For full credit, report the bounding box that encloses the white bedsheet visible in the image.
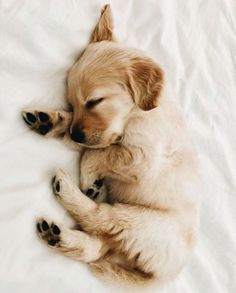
[0,1,236,292]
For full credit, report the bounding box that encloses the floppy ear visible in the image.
[91,4,115,42]
[127,57,164,111]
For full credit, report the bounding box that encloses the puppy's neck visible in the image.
[121,87,171,149]
[122,107,159,149]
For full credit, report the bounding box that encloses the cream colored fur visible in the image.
[22,4,201,289]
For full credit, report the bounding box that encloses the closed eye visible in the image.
[86,98,104,109]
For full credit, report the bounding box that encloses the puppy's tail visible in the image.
[89,260,154,288]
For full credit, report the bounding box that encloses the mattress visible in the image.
[0,0,236,292]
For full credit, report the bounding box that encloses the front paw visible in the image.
[52,169,76,199]
[22,109,53,135]
[85,179,107,203]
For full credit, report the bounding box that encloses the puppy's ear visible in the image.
[91,4,115,42]
[127,57,164,111]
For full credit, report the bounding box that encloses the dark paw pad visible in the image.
[22,110,54,135]
[36,219,62,248]
[42,220,49,231]
[38,112,49,122]
[55,181,60,193]
[23,116,32,125]
[86,188,94,196]
[38,122,53,135]
[26,112,37,123]
[84,178,105,202]
[85,187,101,201]
[94,179,103,188]
[48,238,60,246]
[52,176,61,196]
[51,224,61,235]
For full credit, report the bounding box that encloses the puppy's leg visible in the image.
[51,169,162,279]
[36,218,109,263]
[79,146,139,197]
[52,169,97,221]
[89,260,153,286]
[36,217,153,285]
[52,170,135,235]
[22,109,80,150]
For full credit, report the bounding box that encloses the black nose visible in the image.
[70,127,85,143]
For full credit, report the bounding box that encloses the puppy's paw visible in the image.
[52,169,78,202]
[22,109,54,135]
[22,109,69,137]
[85,179,107,203]
[36,218,61,247]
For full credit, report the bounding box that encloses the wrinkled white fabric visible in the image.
[0,1,235,292]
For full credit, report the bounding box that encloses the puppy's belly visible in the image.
[105,176,161,206]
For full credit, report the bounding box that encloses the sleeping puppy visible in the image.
[22,5,201,288]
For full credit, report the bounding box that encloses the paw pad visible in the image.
[51,224,60,235]
[38,122,53,135]
[36,219,61,247]
[48,238,60,246]
[26,112,37,123]
[38,112,49,122]
[86,188,94,196]
[52,174,61,195]
[22,110,53,135]
[42,220,49,231]
[85,178,104,201]
[52,170,73,198]
[55,181,60,193]
[94,179,103,188]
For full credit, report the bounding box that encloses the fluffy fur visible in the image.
[22,4,201,289]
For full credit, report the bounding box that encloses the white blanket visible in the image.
[0,1,235,292]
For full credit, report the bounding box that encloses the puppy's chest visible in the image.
[106,163,158,204]
[106,178,140,204]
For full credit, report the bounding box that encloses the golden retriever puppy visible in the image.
[22,5,201,288]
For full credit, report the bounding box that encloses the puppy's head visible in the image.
[67,5,164,148]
